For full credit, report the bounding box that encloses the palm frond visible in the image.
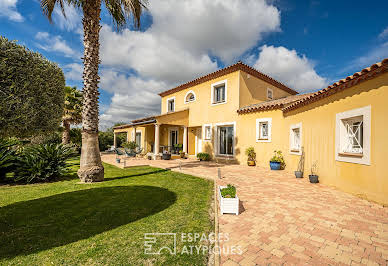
[104,0,148,30]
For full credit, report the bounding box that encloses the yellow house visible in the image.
[113,58,388,204]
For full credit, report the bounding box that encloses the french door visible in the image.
[218,126,234,155]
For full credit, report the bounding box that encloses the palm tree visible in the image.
[40,0,148,182]
[62,86,82,144]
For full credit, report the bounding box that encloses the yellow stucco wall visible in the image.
[113,127,146,149]
[237,73,388,205]
[160,72,241,127]
[239,71,293,108]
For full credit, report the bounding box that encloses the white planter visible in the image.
[219,186,239,215]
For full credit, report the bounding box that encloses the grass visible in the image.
[0,157,214,265]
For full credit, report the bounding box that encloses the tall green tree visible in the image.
[40,0,148,182]
[62,86,82,144]
[0,37,65,139]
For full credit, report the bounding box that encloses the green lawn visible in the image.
[0,158,214,265]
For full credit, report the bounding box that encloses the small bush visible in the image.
[245,146,256,161]
[0,138,20,181]
[221,184,236,198]
[123,141,138,151]
[270,150,286,169]
[197,152,210,161]
[14,143,76,183]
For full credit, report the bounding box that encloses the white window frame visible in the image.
[214,121,236,157]
[289,122,302,155]
[184,90,196,104]
[267,88,273,100]
[166,96,176,112]
[335,106,371,165]
[202,123,212,141]
[211,80,227,106]
[256,118,272,143]
[135,131,142,149]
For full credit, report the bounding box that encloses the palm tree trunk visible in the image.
[62,120,71,144]
[77,0,104,182]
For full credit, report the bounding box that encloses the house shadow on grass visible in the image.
[0,186,176,259]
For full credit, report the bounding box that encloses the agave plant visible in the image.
[0,138,20,180]
[14,143,76,183]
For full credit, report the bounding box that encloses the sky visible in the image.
[1,0,388,129]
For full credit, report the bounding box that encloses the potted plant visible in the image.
[123,141,138,152]
[309,161,319,183]
[174,144,183,154]
[269,150,285,170]
[197,152,210,161]
[179,150,186,158]
[219,184,239,215]
[245,146,256,166]
[162,150,171,160]
[295,147,304,178]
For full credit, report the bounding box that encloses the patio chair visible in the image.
[114,148,125,156]
[124,148,136,157]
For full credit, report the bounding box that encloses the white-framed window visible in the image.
[203,124,212,141]
[335,106,371,165]
[184,90,196,103]
[289,123,302,155]
[135,132,142,148]
[256,118,272,142]
[267,88,273,100]
[214,122,236,156]
[166,96,175,112]
[211,80,227,105]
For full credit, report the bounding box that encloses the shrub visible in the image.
[0,36,65,138]
[221,184,236,198]
[123,141,138,151]
[14,143,76,183]
[197,152,210,161]
[0,138,20,181]
[245,146,256,161]
[270,150,286,168]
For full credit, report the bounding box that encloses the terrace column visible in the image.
[154,124,160,156]
[126,130,131,142]
[113,133,117,148]
[183,126,188,153]
[132,127,137,142]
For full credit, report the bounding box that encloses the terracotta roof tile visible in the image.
[237,93,314,114]
[158,61,298,97]
[282,58,388,113]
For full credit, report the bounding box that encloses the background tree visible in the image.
[62,86,82,144]
[0,36,65,139]
[40,0,148,182]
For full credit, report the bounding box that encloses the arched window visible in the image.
[184,91,196,103]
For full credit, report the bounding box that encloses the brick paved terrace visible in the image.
[102,154,388,265]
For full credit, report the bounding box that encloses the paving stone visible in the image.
[101,155,388,265]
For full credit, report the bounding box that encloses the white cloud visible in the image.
[100,26,218,84]
[0,0,23,22]
[35,32,78,58]
[148,0,281,63]
[99,71,167,127]
[53,3,82,32]
[254,45,326,92]
[379,27,388,40]
[63,63,83,82]
[350,42,388,69]
[99,0,282,127]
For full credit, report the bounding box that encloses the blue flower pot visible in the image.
[270,161,281,170]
